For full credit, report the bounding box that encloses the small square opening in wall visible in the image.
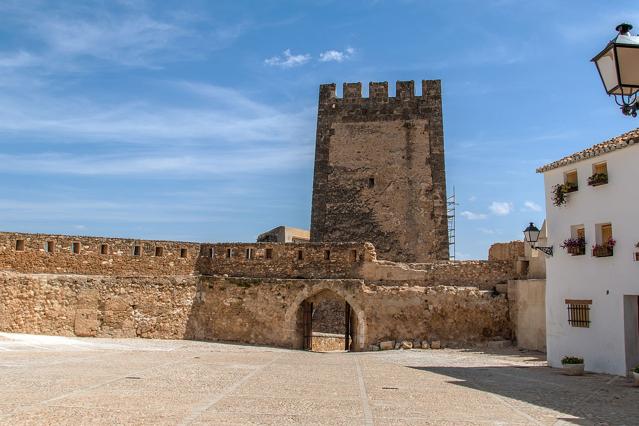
[15,239,25,251]
[297,250,303,261]
[324,250,331,260]
[72,242,81,254]
[180,248,188,258]
[45,241,54,253]
[100,244,108,255]
[245,248,253,260]
[265,248,273,259]
[132,245,141,256]
[155,247,163,257]
[226,248,232,258]
[368,177,375,188]
[350,249,358,262]
[564,170,579,192]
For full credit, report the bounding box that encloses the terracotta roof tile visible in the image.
[536,128,639,173]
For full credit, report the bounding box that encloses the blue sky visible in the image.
[0,0,637,259]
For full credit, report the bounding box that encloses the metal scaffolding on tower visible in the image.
[447,187,458,261]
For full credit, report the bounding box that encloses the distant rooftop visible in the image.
[536,128,639,173]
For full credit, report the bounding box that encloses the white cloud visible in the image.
[489,201,513,216]
[319,47,354,63]
[0,51,38,68]
[0,2,247,69]
[460,210,487,220]
[0,82,312,144]
[478,228,497,235]
[264,49,311,68]
[523,201,542,212]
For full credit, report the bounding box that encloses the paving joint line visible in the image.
[354,355,374,426]
[179,352,285,425]
[0,356,187,422]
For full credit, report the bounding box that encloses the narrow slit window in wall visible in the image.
[133,245,141,256]
[100,244,108,255]
[265,248,273,259]
[297,250,303,261]
[155,247,163,257]
[45,241,54,253]
[180,248,187,258]
[15,239,25,251]
[72,242,80,254]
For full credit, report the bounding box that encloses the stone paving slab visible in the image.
[0,333,638,425]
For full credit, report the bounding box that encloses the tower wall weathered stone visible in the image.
[310,80,449,262]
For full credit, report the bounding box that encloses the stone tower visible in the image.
[310,80,449,263]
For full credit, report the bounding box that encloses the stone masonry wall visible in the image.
[0,232,372,279]
[310,80,449,263]
[0,272,511,350]
[0,232,199,277]
[488,241,525,262]
[0,271,196,338]
[197,242,373,279]
[359,259,518,289]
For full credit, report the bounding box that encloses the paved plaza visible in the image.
[0,333,637,425]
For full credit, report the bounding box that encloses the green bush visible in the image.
[633,365,639,374]
[561,356,584,365]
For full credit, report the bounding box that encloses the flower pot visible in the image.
[633,371,639,386]
[562,363,584,376]
[592,246,613,257]
[567,246,585,256]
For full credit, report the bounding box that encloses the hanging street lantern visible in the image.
[592,23,639,117]
[523,222,553,256]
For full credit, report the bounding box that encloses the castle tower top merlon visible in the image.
[319,83,336,104]
[343,82,362,100]
[369,82,388,100]
[396,80,415,100]
[422,79,441,99]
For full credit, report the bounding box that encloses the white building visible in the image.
[537,128,639,376]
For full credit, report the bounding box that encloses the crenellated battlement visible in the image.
[318,80,441,104]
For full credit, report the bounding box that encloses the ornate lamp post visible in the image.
[523,222,553,256]
[592,23,639,117]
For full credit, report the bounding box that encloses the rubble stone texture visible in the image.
[310,81,449,263]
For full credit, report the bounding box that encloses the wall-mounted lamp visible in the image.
[523,222,553,256]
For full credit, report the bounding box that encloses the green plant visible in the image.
[634,365,639,374]
[552,184,568,207]
[587,172,608,186]
[561,356,584,365]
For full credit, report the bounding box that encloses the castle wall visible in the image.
[0,232,199,277]
[0,271,196,338]
[310,80,449,263]
[0,272,511,350]
[197,242,373,279]
[0,232,372,280]
[359,259,517,289]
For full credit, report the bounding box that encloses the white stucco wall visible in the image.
[542,144,639,376]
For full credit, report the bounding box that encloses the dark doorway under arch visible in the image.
[299,290,355,352]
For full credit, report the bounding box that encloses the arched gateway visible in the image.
[283,284,367,351]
